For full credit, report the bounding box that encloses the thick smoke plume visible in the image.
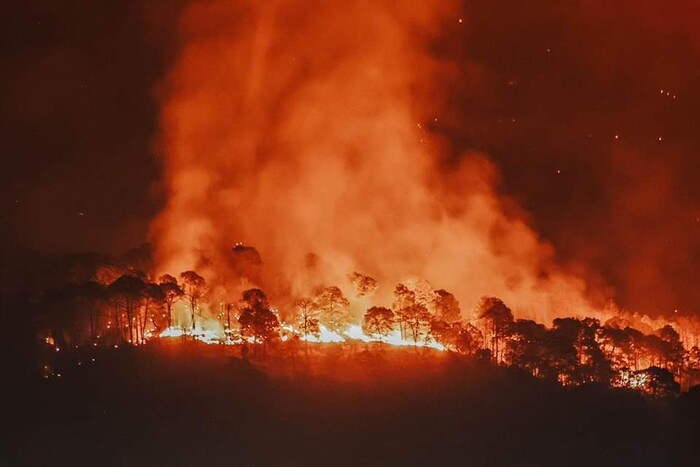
[152,0,606,323]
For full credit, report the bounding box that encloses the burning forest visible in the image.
[31,0,700,397]
[33,246,700,398]
[5,0,700,465]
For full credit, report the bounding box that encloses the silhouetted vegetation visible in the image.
[23,245,699,401]
[3,245,700,465]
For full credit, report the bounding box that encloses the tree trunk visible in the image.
[127,301,134,345]
[190,300,196,331]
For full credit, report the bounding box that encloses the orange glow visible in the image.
[151,0,603,325]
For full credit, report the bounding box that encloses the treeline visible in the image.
[29,246,700,397]
[289,280,700,397]
[38,271,203,349]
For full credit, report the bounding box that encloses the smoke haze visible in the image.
[153,0,606,322]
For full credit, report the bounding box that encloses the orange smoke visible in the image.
[152,0,606,323]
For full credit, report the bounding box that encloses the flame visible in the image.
[153,321,445,351]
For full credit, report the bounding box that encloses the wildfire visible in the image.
[298,324,445,350]
[153,322,446,351]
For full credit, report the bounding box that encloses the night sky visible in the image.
[2,0,698,317]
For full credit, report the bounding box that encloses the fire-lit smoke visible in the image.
[152,0,607,323]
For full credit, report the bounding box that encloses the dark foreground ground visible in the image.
[6,342,700,466]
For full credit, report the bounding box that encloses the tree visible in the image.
[41,284,81,351]
[476,296,514,363]
[429,319,456,349]
[655,325,684,375]
[392,283,432,343]
[136,282,164,343]
[685,346,700,389]
[432,289,461,323]
[633,366,680,398]
[506,319,550,378]
[295,298,320,339]
[238,288,279,345]
[109,275,146,344]
[348,272,378,297]
[547,318,610,385]
[314,286,351,334]
[456,323,484,357]
[77,281,106,345]
[392,283,416,340]
[158,274,183,329]
[363,306,394,341]
[230,244,264,285]
[240,288,270,310]
[397,304,432,343]
[180,271,206,331]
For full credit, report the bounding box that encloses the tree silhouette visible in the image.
[109,275,146,344]
[398,304,431,343]
[506,319,550,377]
[549,318,610,385]
[180,271,206,331]
[314,286,351,334]
[655,325,684,375]
[348,272,378,297]
[634,366,680,398]
[295,298,320,339]
[363,306,395,341]
[456,323,485,356]
[77,280,105,345]
[136,282,164,343]
[392,282,434,343]
[477,296,514,363]
[432,289,461,323]
[392,283,416,340]
[238,288,279,345]
[158,274,183,329]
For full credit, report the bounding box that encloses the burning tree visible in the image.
[432,289,461,323]
[238,288,279,344]
[428,289,462,349]
[109,274,146,344]
[314,286,351,333]
[655,325,685,375]
[505,319,550,378]
[456,323,485,356]
[158,274,183,329]
[137,282,164,343]
[363,306,394,342]
[397,304,431,344]
[392,284,415,340]
[180,271,206,331]
[548,318,610,385]
[348,272,378,297]
[294,298,320,339]
[30,245,700,400]
[477,296,514,363]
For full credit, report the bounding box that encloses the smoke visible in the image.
[152,0,607,323]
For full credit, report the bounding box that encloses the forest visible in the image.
[22,243,700,398]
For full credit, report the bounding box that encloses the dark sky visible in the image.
[2,0,698,317]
